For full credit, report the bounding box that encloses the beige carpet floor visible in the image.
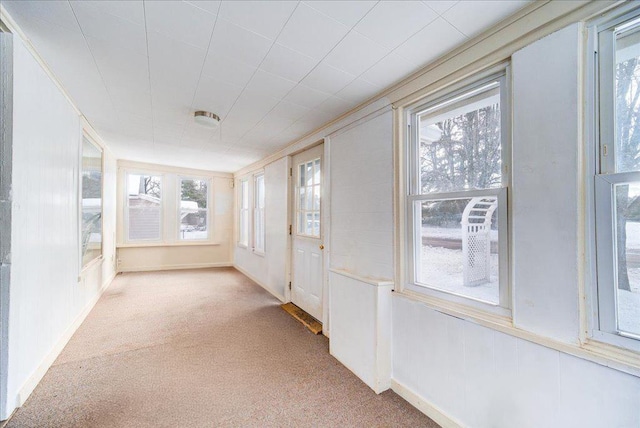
[7,268,439,428]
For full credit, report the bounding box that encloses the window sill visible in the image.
[79,255,103,279]
[252,250,265,257]
[394,290,640,377]
[117,242,221,249]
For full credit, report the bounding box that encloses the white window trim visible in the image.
[253,173,266,255]
[79,132,104,273]
[177,176,211,242]
[399,65,512,318]
[587,6,640,354]
[238,177,249,249]
[124,170,164,244]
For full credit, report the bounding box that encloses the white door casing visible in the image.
[291,144,324,321]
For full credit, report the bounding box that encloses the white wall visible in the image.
[329,111,394,281]
[5,36,117,419]
[116,160,233,272]
[391,24,640,428]
[234,157,289,300]
[234,15,640,428]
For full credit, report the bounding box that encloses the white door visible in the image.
[291,144,324,321]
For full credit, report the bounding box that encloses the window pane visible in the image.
[180,179,208,240]
[299,187,306,211]
[298,212,305,234]
[418,82,502,193]
[314,158,321,184]
[416,197,499,304]
[313,212,320,236]
[615,27,640,174]
[306,212,314,235]
[306,162,314,186]
[81,137,102,267]
[128,174,161,241]
[615,182,640,336]
[313,185,320,211]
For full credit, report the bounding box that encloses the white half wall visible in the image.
[5,36,117,419]
[234,157,289,301]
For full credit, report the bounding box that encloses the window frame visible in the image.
[124,171,164,244]
[253,173,266,254]
[177,176,211,242]
[238,178,249,248]
[402,67,512,317]
[588,7,640,353]
[79,132,104,271]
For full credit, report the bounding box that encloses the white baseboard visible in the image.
[14,271,116,410]
[233,264,286,303]
[118,262,232,273]
[391,379,463,428]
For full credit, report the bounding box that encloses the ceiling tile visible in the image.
[207,18,274,68]
[395,17,467,67]
[218,0,296,40]
[316,96,356,116]
[354,1,438,49]
[85,35,150,91]
[109,86,152,117]
[144,0,217,49]
[360,52,417,88]
[3,1,81,33]
[245,69,297,100]
[336,78,382,103]
[303,1,377,27]
[72,2,147,57]
[301,61,356,94]
[269,100,312,122]
[323,31,390,76]
[422,1,459,15]
[443,0,531,38]
[260,43,317,82]
[70,0,145,26]
[192,75,244,119]
[284,84,332,110]
[147,32,206,107]
[184,1,221,15]
[276,3,350,60]
[201,51,257,87]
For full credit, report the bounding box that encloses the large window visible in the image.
[239,178,249,247]
[405,71,510,313]
[593,10,640,349]
[81,135,103,268]
[179,178,209,240]
[126,173,162,241]
[253,174,265,253]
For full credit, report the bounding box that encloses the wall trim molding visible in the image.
[14,271,116,412]
[118,262,232,273]
[391,379,462,428]
[233,264,286,303]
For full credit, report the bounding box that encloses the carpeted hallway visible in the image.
[6,268,438,427]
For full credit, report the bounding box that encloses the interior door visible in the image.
[291,144,324,321]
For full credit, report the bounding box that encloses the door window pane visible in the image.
[296,158,321,237]
[128,174,162,241]
[180,178,208,240]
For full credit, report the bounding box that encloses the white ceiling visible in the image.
[3,0,530,172]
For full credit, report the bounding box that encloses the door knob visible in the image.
[319,244,324,250]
